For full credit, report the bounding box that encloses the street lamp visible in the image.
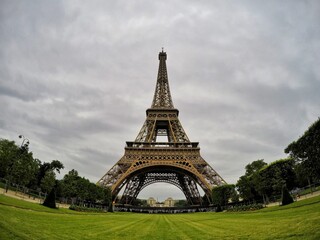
[19,135,30,151]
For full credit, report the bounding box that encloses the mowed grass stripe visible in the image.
[177,213,250,239]
[1,194,320,239]
[87,214,145,239]
[0,206,147,240]
[161,214,192,240]
[180,210,314,240]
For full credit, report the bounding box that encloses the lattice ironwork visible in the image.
[98,50,226,206]
[151,51,174,109]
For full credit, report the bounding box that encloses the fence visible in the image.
[0,178,71,208]
[0,178,109,209]
[0,177,47,203]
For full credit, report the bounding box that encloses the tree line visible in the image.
[0,139,111,208]
[1,117,319,209]
[212,117,320,208]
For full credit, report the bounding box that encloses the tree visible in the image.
[285,118,320,182]
[49,160,64,173]
[231,188,239,203]
[0,138,40,190]
[132,198,147,207]
[59,169,112,207]
[102,186,112,206]
[256,158,297,201]
[60,169,80,203]
[294,162,310,187]
[40,170,56,194]
[212,184,237,206]
[9,147,39,188]
[174,199,188,207]
[11,151,39,186]
[37,160,64,187]
[245,159,267,176]
[237,175,257,201]
[236,160,267,202]
[0,139,19,178]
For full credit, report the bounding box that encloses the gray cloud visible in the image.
[1,0,319,200]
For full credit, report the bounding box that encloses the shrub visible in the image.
[43,187,56,209]
[227,203,264,212]
[281,185,294,206]
[215,205,222,212]
[69,204,107,213]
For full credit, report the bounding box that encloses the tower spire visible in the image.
[151,49,174,109]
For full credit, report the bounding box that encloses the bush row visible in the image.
[69,204,108,213]
[227,203,264,212]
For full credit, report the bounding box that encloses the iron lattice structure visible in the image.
[98,50,226,206]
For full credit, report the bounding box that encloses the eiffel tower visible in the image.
[98,50,226,206]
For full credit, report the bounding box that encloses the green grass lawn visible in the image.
[1,194,319,240]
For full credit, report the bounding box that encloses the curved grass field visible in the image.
[0,194,319,240]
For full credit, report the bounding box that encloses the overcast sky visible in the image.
[1,0,319,201]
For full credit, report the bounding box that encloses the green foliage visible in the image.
[40,170,56,193]
[11,151,39,186]
[245,159,267,176]
[132,198,148,207]
[43,184,57,208]
[236,159,266,201]
[258,158,297,198]
[102,187,112,206]
[212,184,237,206]
[231,188,239,203]
[0,138,40,188]
[174,199,188,207]
[0,139,19,178]
[60,169,111,206]
[285,118,320,182]
[0,137,109,208]
[237,158,299,203]
[281,185,294,206]
[228,203,264,212]
[69,205,107,212]
[60,169,79,199]
[37,160,64,187]
[49,160,64,173]
[237,175,253,200]
[215,204,222,212]
[293,162,310,187]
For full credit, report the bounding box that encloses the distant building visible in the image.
[164,197,175,207]
[147,197,157,207]
[147,197,175,207]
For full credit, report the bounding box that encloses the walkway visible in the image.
[267,190,320,207]
[0,187,70,208]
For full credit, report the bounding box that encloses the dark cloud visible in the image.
[1,0,319,200]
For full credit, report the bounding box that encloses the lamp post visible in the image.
[19,135,30,152]
[18,135,30,194]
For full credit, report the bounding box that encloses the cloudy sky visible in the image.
[1,0,319,201]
